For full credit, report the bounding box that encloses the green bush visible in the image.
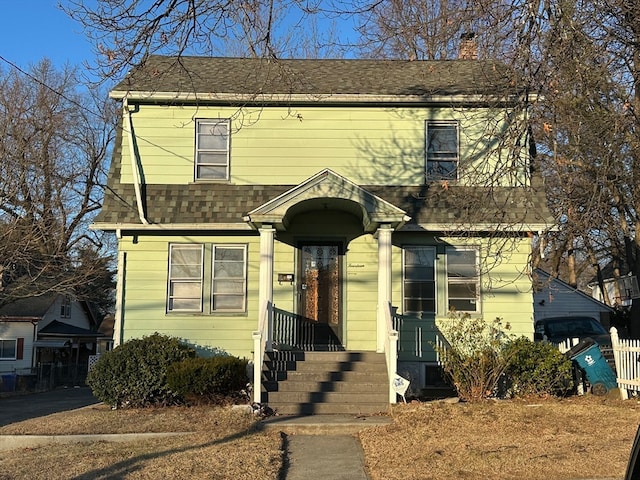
[436,313,514,402]
[166,355,249,404]
[87,332,196,408]
[504,337,574,397]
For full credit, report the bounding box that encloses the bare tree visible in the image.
[0,59,116,311]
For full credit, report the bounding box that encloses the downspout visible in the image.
[123,97,149,225]
[113,248,126,347]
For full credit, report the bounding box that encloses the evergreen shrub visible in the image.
[86,332,196,408]
[166,355,249,404]
[504,337,574,397]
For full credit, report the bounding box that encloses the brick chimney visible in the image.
[459,32,477,60]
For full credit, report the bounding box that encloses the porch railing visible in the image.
[252,300,272,403]
[272,307,343,351]
[385,302,399,403]
[611,327,640,400]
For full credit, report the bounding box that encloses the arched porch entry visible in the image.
[245,169,409,353]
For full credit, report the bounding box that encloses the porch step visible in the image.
[261,350,389,415]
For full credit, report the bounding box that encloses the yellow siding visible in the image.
[117,228,533,358]
[120,105,518,186]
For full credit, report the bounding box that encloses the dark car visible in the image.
[534,316,611,346]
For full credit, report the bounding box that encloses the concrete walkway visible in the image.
[260,415,390,479]
[285,435,369,480]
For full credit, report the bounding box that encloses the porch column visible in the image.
[377,224,394,352]
[258,225,276,351]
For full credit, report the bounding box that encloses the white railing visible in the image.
[384,302,399,404]
[611,327,640,400]
[252,300,272,404]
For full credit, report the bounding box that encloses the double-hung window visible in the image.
[211,245,247,312]
[0,339,17,360]
[168,244,204,312]
[167,243,247,314]
[403,247,436,315]
[195,119,230,180]
[446,247,480,312]
[426,121,459,181]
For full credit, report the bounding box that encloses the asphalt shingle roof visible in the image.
[112,56,519,98]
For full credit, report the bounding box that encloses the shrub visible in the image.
[436,313,514,402]
[166,355,249,404]
[87,332,196,408]
[504,337,574,397]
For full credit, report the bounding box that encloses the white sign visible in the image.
[392,374,410,403]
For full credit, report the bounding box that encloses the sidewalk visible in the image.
[260,414,391,480]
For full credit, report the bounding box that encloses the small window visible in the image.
[0,339,17,360]
[60,296,71,318]
[168,244,204,312]
[426,121,459,180]
[446,247,480,312]
[195,119,230,180]
[403,247,436,314]
[212,245,247,312]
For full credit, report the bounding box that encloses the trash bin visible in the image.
[567,338,617,395]
[1,374,16,392]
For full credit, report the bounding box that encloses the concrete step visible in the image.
[258,414,393,435]
[266,351,385,363]
[262,369,388,383]
[272,402,389,415]
[263,380,386,393]
[267,390,389,404]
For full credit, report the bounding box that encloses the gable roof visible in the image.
[0,294,57,320]
[38,320,103,338]
[111,56,521,102]
[246,169,409,232]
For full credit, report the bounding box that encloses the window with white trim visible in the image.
[446,247,480,312]
[211,245,247,312]
[195,119,230,180]
[167,243,247,314]
[426,121,459,180]
[168,244,204,312]
[403,247,436,314]
[0,339,17,360]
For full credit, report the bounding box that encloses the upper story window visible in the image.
[446,247,480,313]
[195,119,230,180]
[403,247,436,315]
[60,296,71,318]
[426,121,459,181]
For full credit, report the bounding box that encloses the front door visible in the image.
[299,244,342,336]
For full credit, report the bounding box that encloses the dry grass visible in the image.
[0,405,283,480]
[360,395,640,480]
[1,395,640,479]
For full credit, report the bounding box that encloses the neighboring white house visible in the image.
[533,269,614,326]
[0,294,103,377]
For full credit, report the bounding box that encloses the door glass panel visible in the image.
[300,245,340,325]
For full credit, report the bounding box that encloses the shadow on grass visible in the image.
[68,423,286,480]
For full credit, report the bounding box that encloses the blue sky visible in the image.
[0,1,92,71]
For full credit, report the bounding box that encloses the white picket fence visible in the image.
[610,327,640,400]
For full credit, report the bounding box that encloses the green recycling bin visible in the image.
[568,338,617,395]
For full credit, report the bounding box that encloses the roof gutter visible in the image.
[123,97,149,225]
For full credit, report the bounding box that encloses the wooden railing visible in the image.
[385,303,399,403]
[252,300,271,403]
[272,307,343,351]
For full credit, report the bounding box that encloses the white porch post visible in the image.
[258,225,276,351]
[377,224,394,352]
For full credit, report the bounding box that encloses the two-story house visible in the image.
[93,56,553,413]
